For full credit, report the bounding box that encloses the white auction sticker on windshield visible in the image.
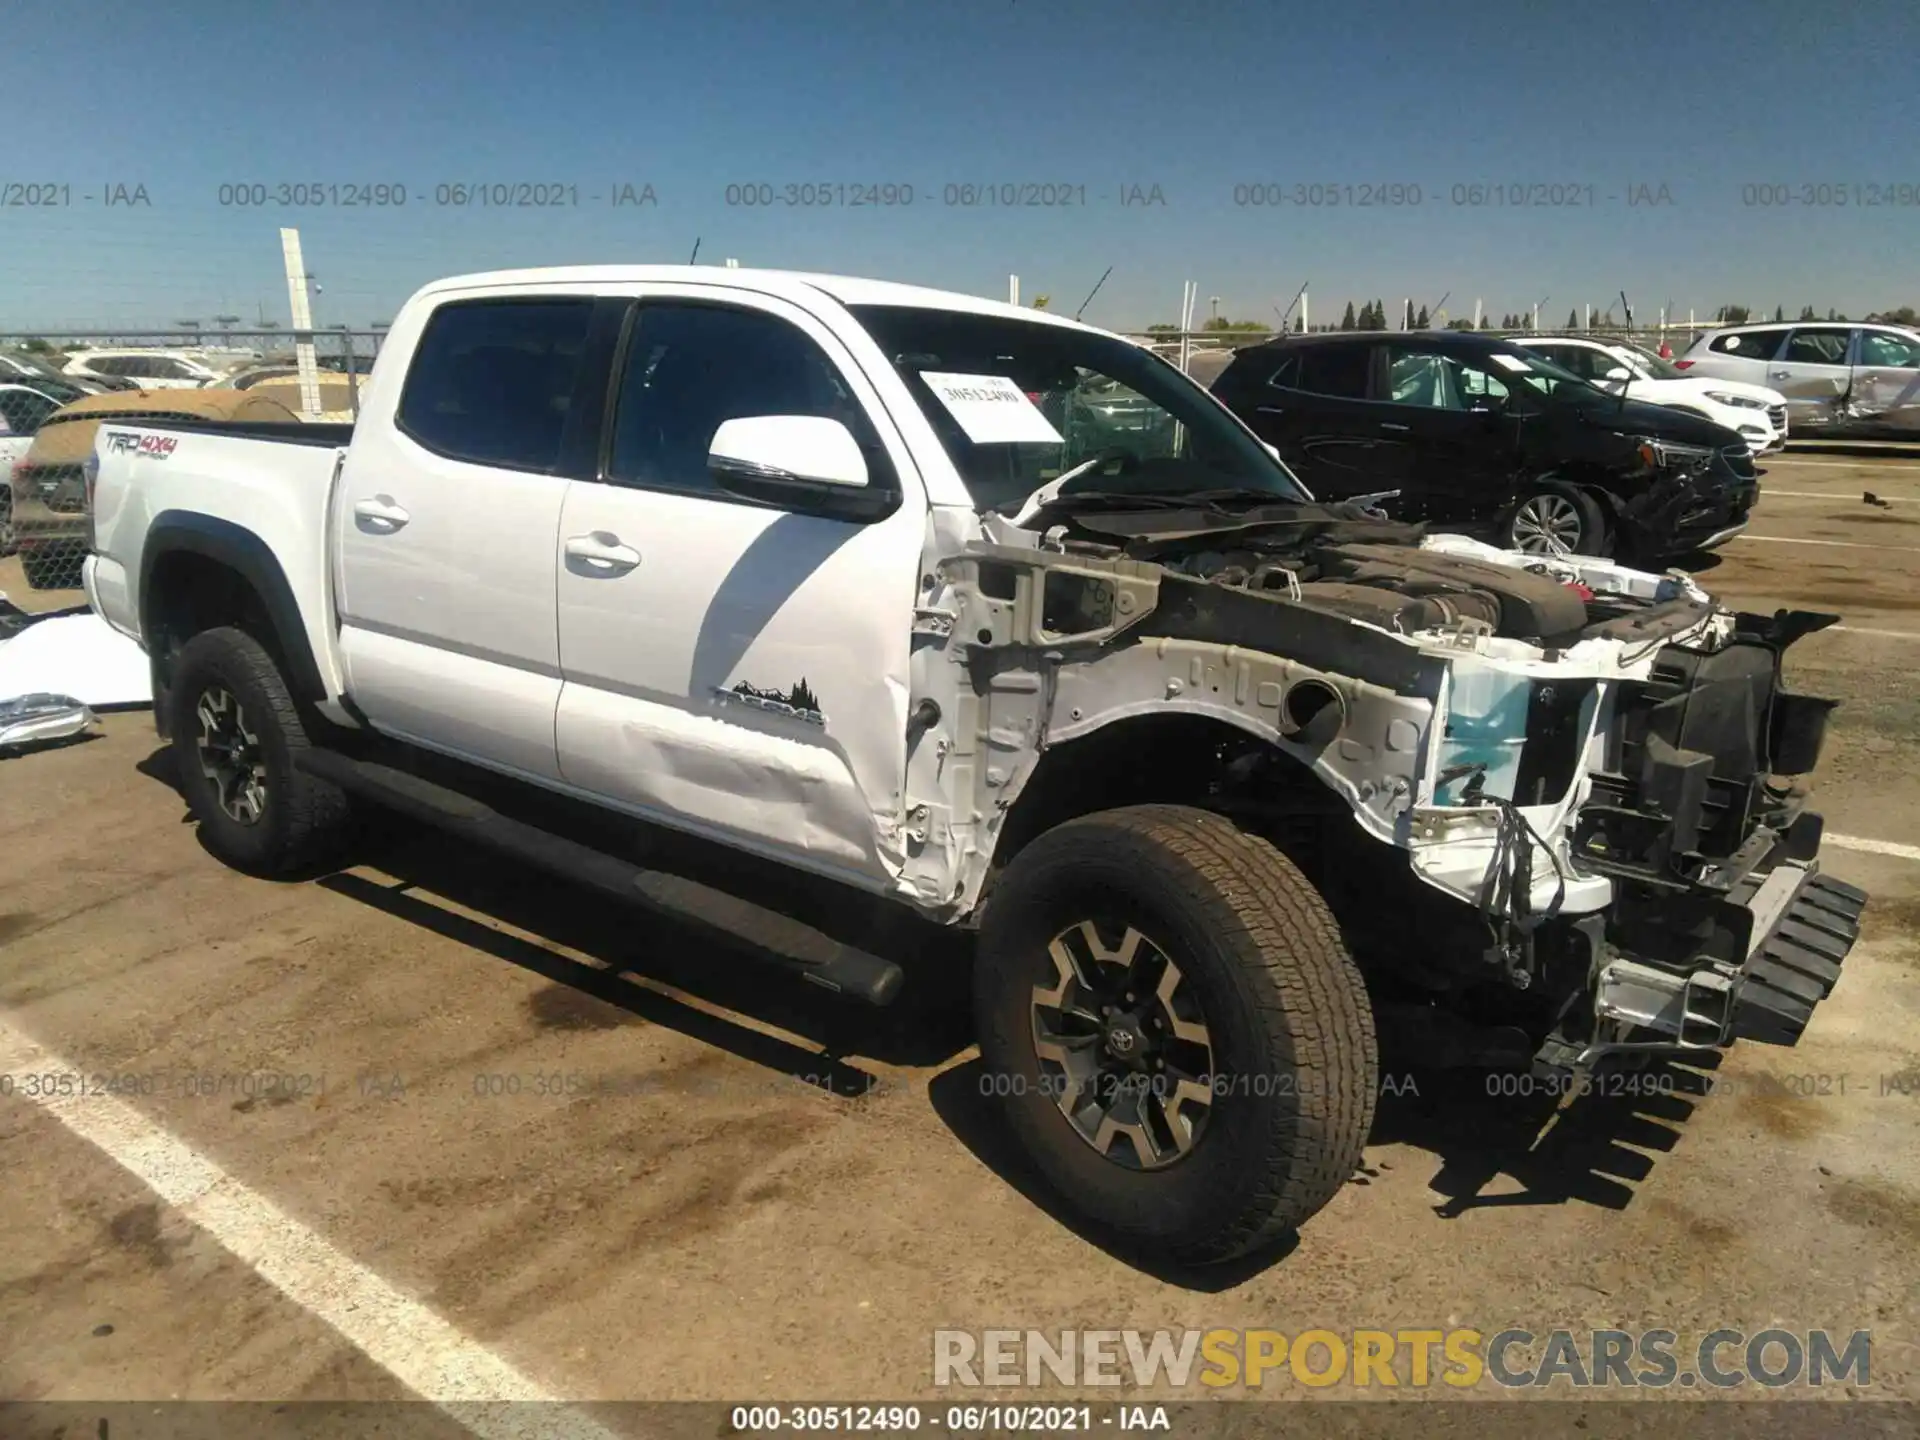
[919,372,1064,445]
[1489,354,1533,372]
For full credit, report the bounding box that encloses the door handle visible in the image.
[565,533,642,572]
[1769,370,1790,380]
[1378,422,1411,432]
[352,495,410,530]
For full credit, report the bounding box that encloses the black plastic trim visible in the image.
[139,510,327,703]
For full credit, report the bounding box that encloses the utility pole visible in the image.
[1009,275,1019,306]
[279,227,322,418]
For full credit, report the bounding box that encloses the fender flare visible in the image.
[139,509,327,703]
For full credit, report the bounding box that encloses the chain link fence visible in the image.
[2,328,386,599]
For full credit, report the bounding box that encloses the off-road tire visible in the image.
[167,626,352,877]
[0,489,14,557]
[1503,482,1610,558]
[974,804,1378,1264]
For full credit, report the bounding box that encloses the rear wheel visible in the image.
[0,489,13,556]
[166,627,352,876]
[1504,483,1609,558]
[974,805,1377,1263]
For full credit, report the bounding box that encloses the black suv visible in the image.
[1209,332,1758,560]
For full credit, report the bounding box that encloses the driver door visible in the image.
[551,286,930,888]
[1851,329,1920,430]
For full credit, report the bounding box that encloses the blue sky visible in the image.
[3,0,1916,331]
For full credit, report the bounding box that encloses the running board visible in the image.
[293,749,905,1006]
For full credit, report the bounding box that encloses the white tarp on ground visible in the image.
[0,604,152,709]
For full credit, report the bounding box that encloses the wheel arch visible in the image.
[987,708,1337,882]
[139,511,326,734]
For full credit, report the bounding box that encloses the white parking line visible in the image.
[1765,489,1914,502]
[1736,534,1920,553]
[1828,833,1920,863]
[1834,625,1920,641]
[1770,458,1920,471]
[0,1019,619,1440]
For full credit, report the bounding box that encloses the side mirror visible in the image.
[707,415,892,520]
[1603,367,1632,382]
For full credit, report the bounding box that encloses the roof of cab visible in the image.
[410,265,1110,336]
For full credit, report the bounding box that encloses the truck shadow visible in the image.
[1366,1054,1718,1216]
[135,744,1722,1283]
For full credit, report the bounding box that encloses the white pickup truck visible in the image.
[84,265,1865,1263]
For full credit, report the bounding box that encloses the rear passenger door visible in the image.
[333,292,599,782]
[1768,326,1854,428]
[1248,345,1386,497]
[551,287,929,888]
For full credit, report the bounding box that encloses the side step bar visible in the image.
[294,749,905,1006]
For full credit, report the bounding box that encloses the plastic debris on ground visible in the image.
[0,592,152,713]
[0,692,99,750]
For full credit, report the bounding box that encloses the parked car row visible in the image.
[1206,330,1760,560]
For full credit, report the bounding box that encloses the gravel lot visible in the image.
[3,449,1919,1417]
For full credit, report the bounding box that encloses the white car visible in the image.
[1513,336,1787,455]
[62,349,223,390]
[1675,322,1920,436]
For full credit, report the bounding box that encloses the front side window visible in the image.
[396,298,594,470]
[1385,348,1515,408]
[607,301,891,498]
[1858,331,1920,368]
[1784,328,1851,365]
[851,305,1308,512]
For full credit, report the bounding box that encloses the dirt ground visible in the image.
[3,450,1919,1418]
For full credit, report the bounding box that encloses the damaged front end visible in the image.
[1533,604,1866,1070]
[907,493,1864,1081]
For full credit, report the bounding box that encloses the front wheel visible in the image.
[974,805,1378,1264]
[1503,484,1610,558]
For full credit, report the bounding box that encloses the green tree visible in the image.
[1446,317,1475,331]
[1414,305,1430,328]
[1716,305,1751,324]
[20,337,53,353]
[1031,295,1050,310]
[1566,308,1580,329]
[1798,305,1818,321]
[1145,323,1180,335]
[1339,300,1357,331]
[1772,304,1784,322]
[1366,299,1388,331]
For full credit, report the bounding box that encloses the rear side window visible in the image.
[1292,346,1372,399]
[1709,329,1787,360]
[397,298,595,470]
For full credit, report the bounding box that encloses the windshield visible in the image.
[1616,344,1686,380]
[1,351,65,381]
[848,304,1309,511]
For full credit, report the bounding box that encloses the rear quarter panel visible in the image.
[91,426,349,702]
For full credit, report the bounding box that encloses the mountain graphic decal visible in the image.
[719,677,825,725]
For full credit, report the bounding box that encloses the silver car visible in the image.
[1677,321,1920,435]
